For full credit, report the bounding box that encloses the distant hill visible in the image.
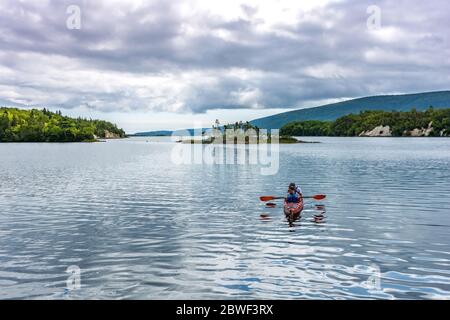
[131,130,173,137]
[250,91,450,129]
[131,128,211,137]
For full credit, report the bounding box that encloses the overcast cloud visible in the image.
[0,0,449,130]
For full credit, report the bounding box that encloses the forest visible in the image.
[0,108,126,142]
[280,108,450,137]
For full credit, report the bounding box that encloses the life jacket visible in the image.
[286,193,299,203]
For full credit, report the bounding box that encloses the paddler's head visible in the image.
[289,182,296,188]
[288,185,295,194]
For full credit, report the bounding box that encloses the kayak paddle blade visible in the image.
[260,196,276,202]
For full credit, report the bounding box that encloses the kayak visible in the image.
[284,197,304,216]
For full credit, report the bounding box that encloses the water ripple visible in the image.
[0,137,449,299]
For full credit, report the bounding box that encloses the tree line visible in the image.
[0,107,126,142]
[280,108,450,137]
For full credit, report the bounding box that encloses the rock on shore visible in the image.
[358,121,449,137]
[403,122,434,137]
[359,126,392,137]
[94,130,124,140]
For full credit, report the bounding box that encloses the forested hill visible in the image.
[280,108,450,137]
[0,108,126,142]
[251,91,450,129]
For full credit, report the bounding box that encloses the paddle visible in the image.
[260,194,326,202]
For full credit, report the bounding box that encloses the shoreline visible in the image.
[0,137,129,143]
[3,135,449,144]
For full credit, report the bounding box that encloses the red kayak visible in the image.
[284,197,304,216]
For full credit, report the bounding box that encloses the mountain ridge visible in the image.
[131,91,450,135]
[250,91,450,129]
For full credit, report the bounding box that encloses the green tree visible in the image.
[0,107,126,142]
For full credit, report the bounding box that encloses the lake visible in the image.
[0,137,449,299]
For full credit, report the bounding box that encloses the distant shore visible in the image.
[280,108,450,137]
[0,136,128,143]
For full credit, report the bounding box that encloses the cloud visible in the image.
[0,0,449,114]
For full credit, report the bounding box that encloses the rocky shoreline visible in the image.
[358,122,446,137]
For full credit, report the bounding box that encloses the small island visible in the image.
[0,107,126,142]
[180,120,307,144]
[280,108,450,137]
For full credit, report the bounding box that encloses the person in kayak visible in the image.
[286,186,298,203]
[286,182,303,203]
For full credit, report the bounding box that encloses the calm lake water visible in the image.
[0,137,449,299]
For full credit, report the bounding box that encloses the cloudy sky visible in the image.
[0,0,449,132]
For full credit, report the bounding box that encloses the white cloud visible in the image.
[231,87,262,107]
[304,63,359,79]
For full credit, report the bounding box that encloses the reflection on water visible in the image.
[0,137,449,299]
[263,199,327,228]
